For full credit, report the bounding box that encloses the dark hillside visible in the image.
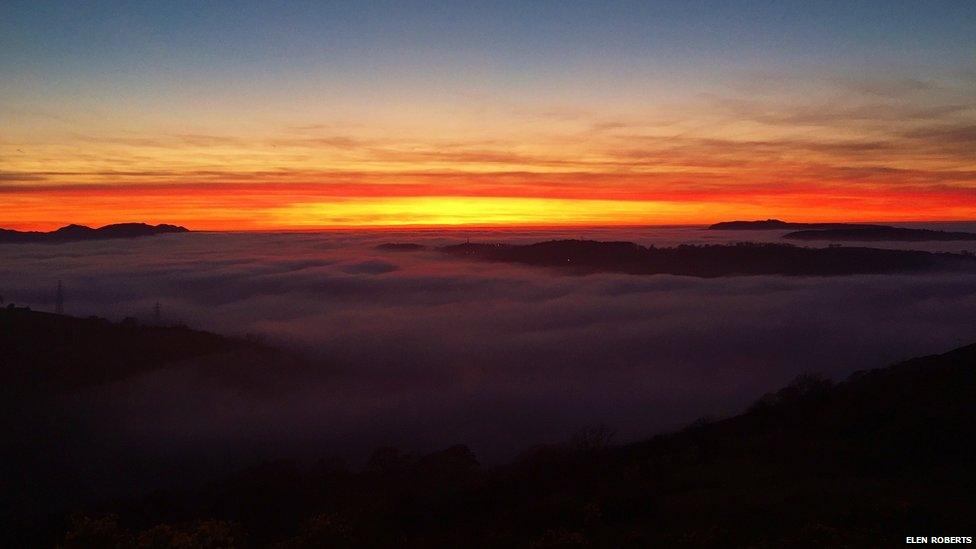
[0,308,285,545]
[0,307,267,395]
[437,239,976,277]
[784,226,976,241]
[16,329,972,547]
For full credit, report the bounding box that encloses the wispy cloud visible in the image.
[3,68,973,228]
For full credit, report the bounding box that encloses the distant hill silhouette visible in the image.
[708,219,880,230]
[785,226,976,242]
[374,243,429,251]
[0,223,188,244]
[434,239,976,277]
[708,220,976,242]
[21,334,974,547]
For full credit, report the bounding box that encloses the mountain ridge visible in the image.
[0,223,188,243]
[784,226,976,241]
[427,239,976,277]
[708,219,881,230]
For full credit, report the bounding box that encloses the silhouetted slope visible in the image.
[40,339,976,547]
[0,307,267,395]
[438,239,976,277]
[0,223,188,243]
[785,226,976,241]
[0,308,287,545]
[708,219,880,230]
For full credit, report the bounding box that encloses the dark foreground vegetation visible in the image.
[0,306,269,395]
[2,308,973,546]
[0,223,188,243]
[436,239,976,277]
[1,307,286,543]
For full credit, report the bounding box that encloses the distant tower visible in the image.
[153,301,162,324]
[55,280,64,314]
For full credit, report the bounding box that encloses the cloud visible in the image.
[340,259,399,274]
[0,171,49,182]
[902,124,976,145]
[4,229,976,474]
[706,94,971,127]
[3,71,974,233]
[837,75,936,98]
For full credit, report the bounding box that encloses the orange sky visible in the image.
[3,176,976,231]
[4,116,974,230]
[4,71,974,230]
[3,4,974,230]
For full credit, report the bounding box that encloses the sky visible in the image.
[2,1,975,230]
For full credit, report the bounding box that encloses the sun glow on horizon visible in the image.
[266,196,710,228]
[4,185,975,233]
[2,2,974,230]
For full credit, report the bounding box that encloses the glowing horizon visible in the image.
[2,2,974,230]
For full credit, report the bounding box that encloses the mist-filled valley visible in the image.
[3,226,975,489]
[3,223,976,546]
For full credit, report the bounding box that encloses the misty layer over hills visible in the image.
[6,305,974,546]
[1,225,976,507]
